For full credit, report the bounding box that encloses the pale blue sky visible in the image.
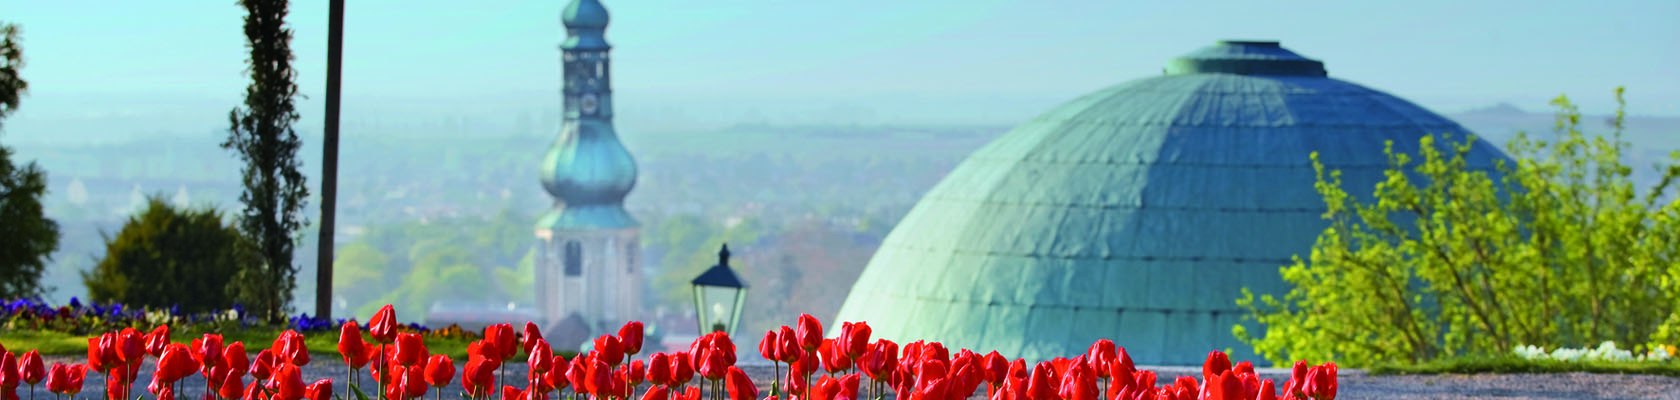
[1,0,1676,144]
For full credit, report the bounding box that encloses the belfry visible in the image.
[534,0,641,350]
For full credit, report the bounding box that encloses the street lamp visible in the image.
[692,244,747,336]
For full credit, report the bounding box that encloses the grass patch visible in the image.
[1,327,477,360]
[1369,355,1680,376]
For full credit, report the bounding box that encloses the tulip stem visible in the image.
[379,344,387,400]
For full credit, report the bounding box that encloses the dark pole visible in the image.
[316,0,344,321]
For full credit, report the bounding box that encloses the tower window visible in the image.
[626,239,638,273]
[564,240,582,277]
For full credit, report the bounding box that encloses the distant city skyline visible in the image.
[1,0,1676,146]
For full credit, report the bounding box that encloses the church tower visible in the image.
[535,0,640,349]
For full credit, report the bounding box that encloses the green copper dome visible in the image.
[562,0,609,29]
[833,41,1510,365]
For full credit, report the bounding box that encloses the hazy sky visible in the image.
[1,0,1676,145]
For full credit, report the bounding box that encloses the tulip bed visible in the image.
[0,304,1339,400]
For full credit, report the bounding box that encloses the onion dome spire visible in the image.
[539,0,637,230]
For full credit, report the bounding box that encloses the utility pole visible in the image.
[316,0,344,321]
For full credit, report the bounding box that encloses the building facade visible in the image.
[535,0,640,350]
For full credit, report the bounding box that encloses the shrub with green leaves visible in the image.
[83,197,261,314]
[1236,88,1680,367]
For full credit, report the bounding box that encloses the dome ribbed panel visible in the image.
[834,72,1509,365]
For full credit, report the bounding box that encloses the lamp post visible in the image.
[692,244,747,336]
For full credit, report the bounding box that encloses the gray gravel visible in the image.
[39,357,1680,400]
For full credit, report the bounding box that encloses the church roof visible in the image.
[832,40,1511,365]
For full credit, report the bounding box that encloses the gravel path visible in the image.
[39,357,1680,400]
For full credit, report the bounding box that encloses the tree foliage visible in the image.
[224,0,308,321]
[1236,89,1680,367]
[0,22,59,299]
[82,197,258,313]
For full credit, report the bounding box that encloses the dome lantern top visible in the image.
[1165,40,1327,77]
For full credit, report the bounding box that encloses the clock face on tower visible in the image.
[581,94,599,115]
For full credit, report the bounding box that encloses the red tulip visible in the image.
[565,354,589,392]
[502,385,522,400]
[86,332,118,372]
[838,373,861,400]
[156,343,202,384]
[224,341,250,374]
[52,363,86,395]
[795,314,823,351]
[339,320,369,366]
[369,304,399,344]
[699,346,730,381]
[464,358,497,397]
[274,330,311,366]
[758,330,778,362]
[864,339,898,383]
[545,356,571,391]
[979,351,1007,386]
[1303,363,1337,400]
[116,327,146,366]
[1056,359,1096,400]
[1202,350,1231,382]
[218,373,245,400]
[811,375,840,400]
[628,360,646,386]
[619,321,646,357]
[712,333,738,366]
[148,379,176,400]
[145,325,171,357]
[305,379,333,400]
[1025,362,1057,400]
[523,321,545,355]
[272,362,307,400]
[399,365,428,399]
[1085,340,1115,378]
[17,350,42,386]
[648,353,672,386]
[678,386,701,400]
[105,369,129,400]
[1200,370,1238,400]
[726,366,756,400]
[820,339,852,373]
[670,352,695,387]
[394,332,427,366]
[44,363,67,394]
[839,322,871,360]
[911,377,948,400]
[241,378,264,400]
[642,384,669,400]
[486,323,517,361]
[251,349,276,381]
[529,339,555,373]
[0,352,18,391]
[424,354,454,388]
[595,334,625,366]
[1256,378,1277,400]
[776,326,803,364]
[586,357,612,396]
[194,333,226,370]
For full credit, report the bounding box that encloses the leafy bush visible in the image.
[1237,89,1680,366]
[82,197,260,314]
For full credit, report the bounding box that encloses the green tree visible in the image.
[0,22,59,299]
[224,0,308,321]
[1236,89,1680,366]
[83,197,259,313]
